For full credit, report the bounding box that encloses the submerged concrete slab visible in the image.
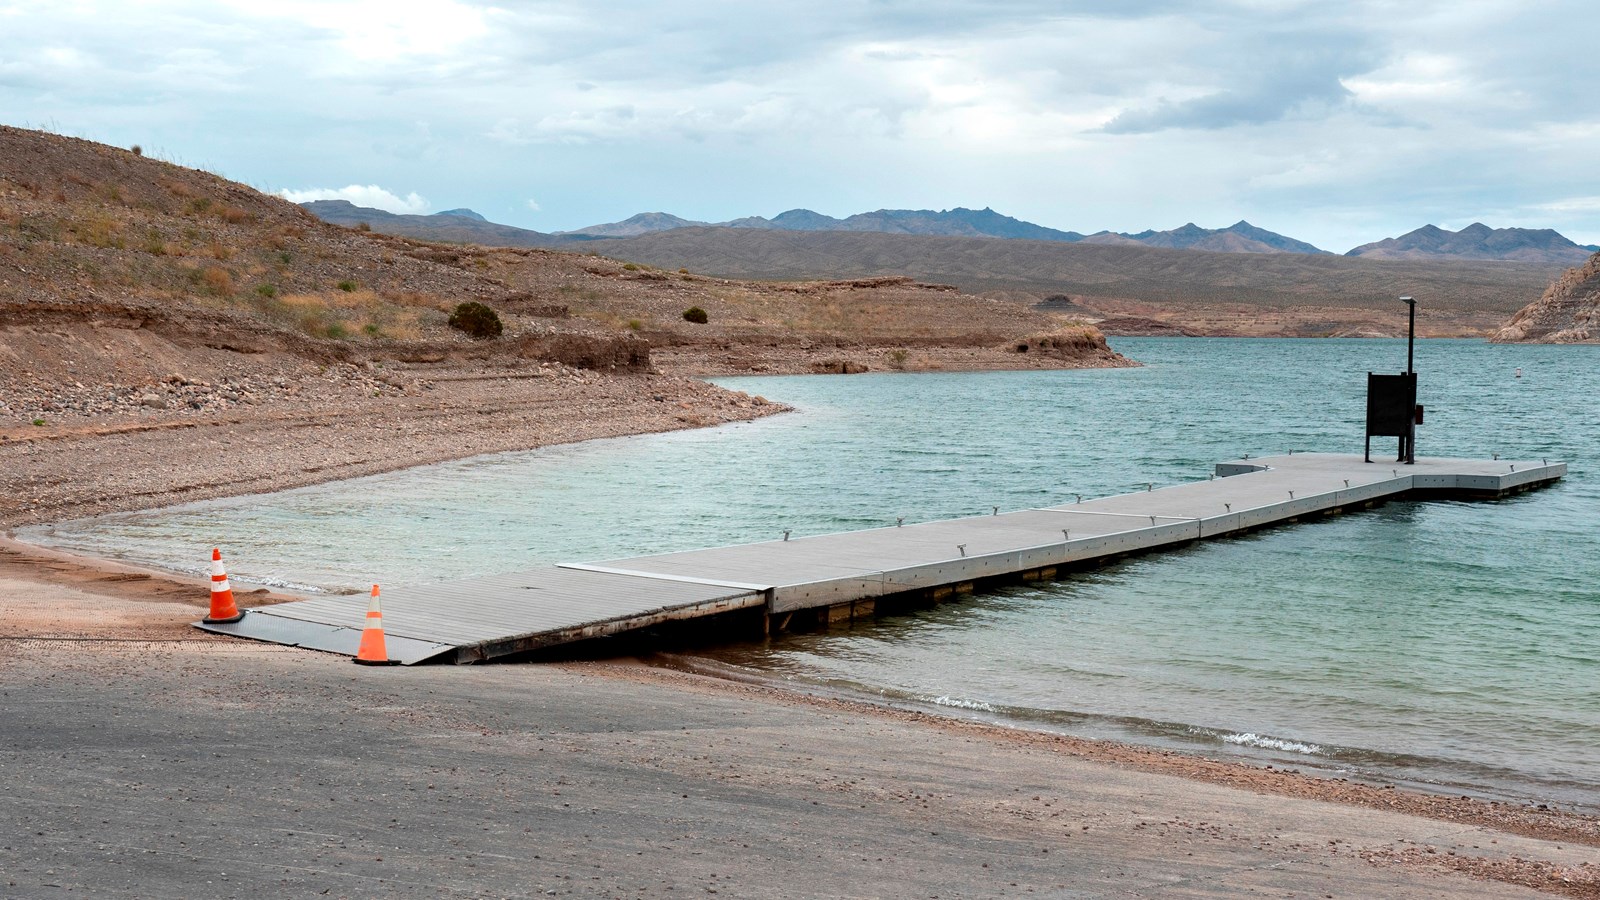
[200,453,1565,662]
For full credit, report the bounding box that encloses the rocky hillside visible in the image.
[1,125,1125,411]
[1347,223,1595,265]
[1491,251,1600,343]
[0,127,661,375]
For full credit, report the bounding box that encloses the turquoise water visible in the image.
[22,339,1599,810]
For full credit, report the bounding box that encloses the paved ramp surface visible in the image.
[199,453,1565,663]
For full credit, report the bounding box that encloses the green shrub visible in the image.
[255,283,277,298]
[31,418,46,427]
[622,262,640,271]
[448,301,503,338]
[682,306,709,324]
[337,279,358,292]
[627,319,643,331]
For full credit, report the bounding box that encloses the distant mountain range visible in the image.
[301,200,582,248]
[566,208,1328,253]
[562,207,1090,242]
[1345,223,1596,265]
[300,199,1596,263]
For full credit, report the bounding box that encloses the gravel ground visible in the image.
[0,360,784,530]
[1,563,1596,898]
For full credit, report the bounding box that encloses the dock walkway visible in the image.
[199,453,1565,663]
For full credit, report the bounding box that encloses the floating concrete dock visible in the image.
[198,453,1565,664]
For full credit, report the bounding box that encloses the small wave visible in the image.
[1222,732,1323,755]
[922,695,998,713]
[232,574,336,593]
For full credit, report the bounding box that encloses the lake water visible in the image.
[22,338,1599,811]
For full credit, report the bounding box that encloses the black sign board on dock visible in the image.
[1366,372,1417,463]
[1366,295,1421,464]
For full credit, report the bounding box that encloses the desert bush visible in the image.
[196,266,234,296]
[627,319,643,331]
[448,301,503,338]
[337,279,358,292]
[74,212,124,248]
[682,306,709,324]
[96,183,129,205]
[356,221,372,232]
[130,144,143,156]
[622,262,640,271]
[255,283,277,298]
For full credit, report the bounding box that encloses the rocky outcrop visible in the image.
[1492,251,1600,343]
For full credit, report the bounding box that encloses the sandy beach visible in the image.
[2,366,1598,898]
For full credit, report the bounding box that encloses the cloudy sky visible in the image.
[3,0,1597,251]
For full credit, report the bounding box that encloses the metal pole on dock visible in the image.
[1401,295,1416,465]
[1402,296,1415,376]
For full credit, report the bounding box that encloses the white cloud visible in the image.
[525,198,542,212]
[277,185,430,214]
[1535,196,1600,215]
[3,0,1598,249]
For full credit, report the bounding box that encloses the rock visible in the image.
[1493,250,1600,343]
[139,394,166,409]
[810,359,870,374]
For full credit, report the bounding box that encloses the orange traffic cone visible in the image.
[354,585,397,666]
[203,547,244,624]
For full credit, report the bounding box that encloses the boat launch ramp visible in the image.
[197,453,1565,664]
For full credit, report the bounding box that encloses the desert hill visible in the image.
[1085,221,1328,255]
[595,226,1564,337]
[1346,223,1595,265]
[1491,250,1600,343]
[0,125,1121,411]
[561,211,707,237]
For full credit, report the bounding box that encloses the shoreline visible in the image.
[628,656,1600,850]
[661,651,1600,818]
[7,524,1600,841]
[5,526,1599,897]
